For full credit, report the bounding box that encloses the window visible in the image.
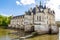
[39,16,41,21]
[24,22,29,24]
[47,16,48,19]
[37,16,41,21]
[37,16,38,21]
[47,21,48,24]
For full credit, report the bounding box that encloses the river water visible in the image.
[0,28,20,40]
[0,28,59,40]
[0,35,11,40]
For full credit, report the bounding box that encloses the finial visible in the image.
[39,1,43,8]
[40,1,42,6]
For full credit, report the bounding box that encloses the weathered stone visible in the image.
[20,25,24,29]
[24,25,34,32]
[51,26,59,34]
[34,25,49,34]
[25,25,32,32]
[9,3,57,35]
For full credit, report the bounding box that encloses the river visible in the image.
[0,28,59,40]
[0,28,20,40]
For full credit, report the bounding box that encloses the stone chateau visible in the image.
[9,2,58,34]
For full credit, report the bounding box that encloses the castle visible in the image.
[9,2,58,34]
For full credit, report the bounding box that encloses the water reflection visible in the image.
[0,29,10,40]
[0,28,25,40]
[0,35,11,40]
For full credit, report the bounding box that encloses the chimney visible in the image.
[36,5,38,8]
[29,7,32,12]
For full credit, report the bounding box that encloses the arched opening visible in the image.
[49,24,51,34]
[31,26,35,32]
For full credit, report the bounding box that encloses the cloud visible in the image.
[46,0,60,21]
[16,1,21,5]
[16,0,35,5]
[0,13,12,17]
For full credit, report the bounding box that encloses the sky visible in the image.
[0,0,60,21]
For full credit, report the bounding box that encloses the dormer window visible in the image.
[39,8,44,13]
[25,11,31,15]
[28,11,31,15]
[48,8,51,13]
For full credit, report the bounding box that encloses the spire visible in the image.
[40,1,42,6]
[39,1,43,8]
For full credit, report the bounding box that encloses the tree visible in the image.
[0,15,12,28]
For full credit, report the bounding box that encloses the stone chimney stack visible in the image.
[36,5,39,13]
[36,5,38,8]
[29,8,32,12]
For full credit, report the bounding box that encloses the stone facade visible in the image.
[9,3,58,34]
[9,15,24,29]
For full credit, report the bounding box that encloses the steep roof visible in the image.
[12,15,24,19]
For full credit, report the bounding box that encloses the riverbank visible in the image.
[0,28,17,33]
[8,28,58,40]
[26,34,58,40]
[0,28,59,40]
[0,28,17,36]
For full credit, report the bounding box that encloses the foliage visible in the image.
[56,21,60,27]
[0,15,12,28]
[57,24,60,27]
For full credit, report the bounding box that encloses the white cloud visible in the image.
[46,0,60,21]
[16,0,35,5]
[16,1,21,5]
[0,13,12,17]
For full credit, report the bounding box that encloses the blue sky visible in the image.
[0,0,47,16]
[0,0,29,16]
[0,0,60,21]
[0,0,39,16]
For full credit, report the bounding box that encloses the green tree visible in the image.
[0,15,12,28]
